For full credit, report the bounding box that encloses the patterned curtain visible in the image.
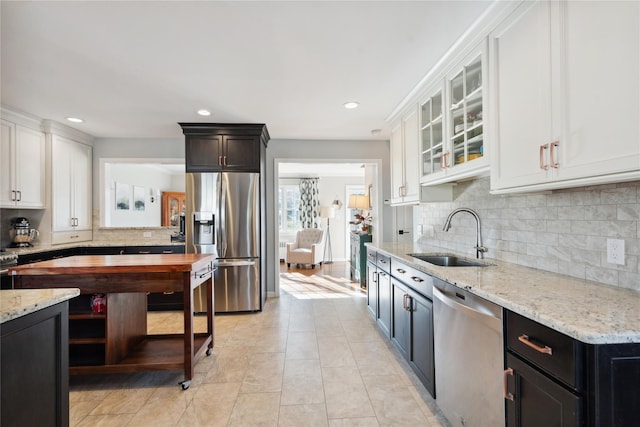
[299,178,320,229]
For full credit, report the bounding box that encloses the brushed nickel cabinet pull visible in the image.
[550,141,560,168]
[218,155,223,166]
[396,268,406,274]
[518,334,553,355]
[223,156,228,166]
[138,251,151,254]
[411,276,424,283]
[504,368,514,401]
[16,190,21,201]
[539,144,549,170]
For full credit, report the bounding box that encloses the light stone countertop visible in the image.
[1,288,80,324]
[4,241,185,256]
[369,242,640,345]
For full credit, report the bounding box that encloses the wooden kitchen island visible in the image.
[9,254,215,390]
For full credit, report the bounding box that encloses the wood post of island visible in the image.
[9,253,215,390]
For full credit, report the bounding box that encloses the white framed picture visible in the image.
[133,186,145,211]
[115,182,130,210]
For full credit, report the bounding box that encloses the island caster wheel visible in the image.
[180,380,191,390]
[206,348,213,356]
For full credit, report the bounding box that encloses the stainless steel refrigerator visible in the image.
[186,172,260,313]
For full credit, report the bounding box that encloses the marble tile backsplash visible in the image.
[91,211,179,245]
[414,177,640,291]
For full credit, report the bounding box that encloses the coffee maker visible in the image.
[9,217,39,247]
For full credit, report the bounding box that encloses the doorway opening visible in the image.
[274,160,381,296]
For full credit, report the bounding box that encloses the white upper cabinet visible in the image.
[0,118,46,208]
[390,105,421,205]
[50,132,93,244]
[490,0,640,193]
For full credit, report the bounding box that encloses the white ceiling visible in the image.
[1,1,493,141]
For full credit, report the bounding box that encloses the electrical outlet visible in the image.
[143,231,152,238]
[606,238,625,265]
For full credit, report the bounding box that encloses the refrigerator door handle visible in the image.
[215,260,257,267]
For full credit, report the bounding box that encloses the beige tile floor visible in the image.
[68,263,447,426]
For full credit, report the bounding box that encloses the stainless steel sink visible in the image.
[408,253,489,267]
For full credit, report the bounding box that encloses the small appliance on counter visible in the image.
[9,217,39,247]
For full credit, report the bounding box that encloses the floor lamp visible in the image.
[320,207,335,264]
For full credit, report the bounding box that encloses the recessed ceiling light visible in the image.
[197,109,211,116]
[66,117,83,123]
[343,102,359,109]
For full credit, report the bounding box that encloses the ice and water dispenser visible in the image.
[193,212,214,245]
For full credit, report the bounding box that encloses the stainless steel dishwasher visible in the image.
[433,279,504,427]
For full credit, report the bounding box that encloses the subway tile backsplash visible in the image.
[414,177,639,291]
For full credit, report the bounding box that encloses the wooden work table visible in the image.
[9,254,215,390]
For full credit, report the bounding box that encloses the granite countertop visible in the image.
[1,288,80,324]
[369,242,640,345]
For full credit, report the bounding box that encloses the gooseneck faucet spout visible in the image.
[442,208,487,259]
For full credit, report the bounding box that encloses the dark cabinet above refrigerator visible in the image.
[179,123,270,173]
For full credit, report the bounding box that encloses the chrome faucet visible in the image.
[443,208,488,259]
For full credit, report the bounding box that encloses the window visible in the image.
[278,185,301,232]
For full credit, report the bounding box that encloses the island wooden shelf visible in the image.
[9,254,215,389]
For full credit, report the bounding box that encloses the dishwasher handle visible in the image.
[433,286,502,329]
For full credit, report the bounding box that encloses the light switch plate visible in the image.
[606,238,625,265]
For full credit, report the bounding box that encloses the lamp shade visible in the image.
[348,194,369,210]
[320,206,335,219]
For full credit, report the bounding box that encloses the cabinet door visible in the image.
[223,136,260,171]
[402,108,420,203]
[0,120,14,206]
[391,279,410,359]
[52,136,92,233]
[420,89,445,181]
[377,270,391,338]
[366,261,377,318]
[185,135,223,172]
[490,1,556,190]
[390,123,404,203]
[14,125,46,208]
[445,46,488,174]
[72,141,92,231]
[52,136,75,232]
[408,290,435,398]
[555,1,640,181]
[506,353,581,427]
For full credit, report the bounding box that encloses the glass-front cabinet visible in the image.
[420,90,444,178]
[420,41,489,185]
[449,54,484,167]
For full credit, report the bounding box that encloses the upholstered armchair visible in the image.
[285,228,325,268]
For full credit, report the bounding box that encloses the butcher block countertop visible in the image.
[1,288,79,323]
[8,254,213,276]
[368,242,640,345]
